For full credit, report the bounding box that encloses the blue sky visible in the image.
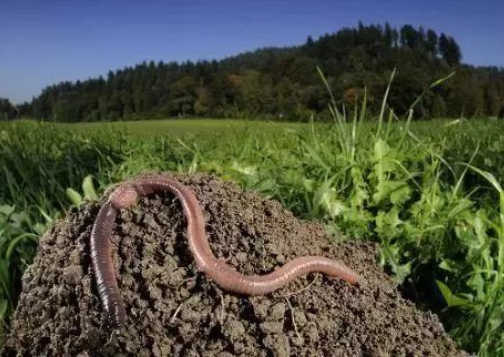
[1,0,503,103]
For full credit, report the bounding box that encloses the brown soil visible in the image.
[3,173,468,356]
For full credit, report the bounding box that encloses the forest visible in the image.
[2,23,504,122]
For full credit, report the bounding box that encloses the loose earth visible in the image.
[3,174,468,356]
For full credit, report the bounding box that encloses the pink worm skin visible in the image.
[90,176,362,326]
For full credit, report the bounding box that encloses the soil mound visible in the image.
[4,174,467,356]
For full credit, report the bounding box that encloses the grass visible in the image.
[11,118,308,138]
[1,113,504,355]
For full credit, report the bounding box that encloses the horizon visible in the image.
[1,0,504,104]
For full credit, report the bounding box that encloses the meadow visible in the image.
[1,113,504,356]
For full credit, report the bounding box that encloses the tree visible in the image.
[194,86,212,116]
[171,75,197,116]
[426,29,438,57]
[439,34,461,66]
[431,95,447,118]
[486,81,501,117]
[235,70,263,115]
[0,98,16,120]
[400,25,420,49]
[306,36,315,49]
[384,22,398,48]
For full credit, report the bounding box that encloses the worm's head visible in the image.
[109,184,138,210]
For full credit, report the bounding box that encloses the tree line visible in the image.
[3,23,504,122]
[0,99,20,120]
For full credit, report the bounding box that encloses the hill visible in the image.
[3,22,504,122]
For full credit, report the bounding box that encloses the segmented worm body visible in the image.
[90,176,362,326]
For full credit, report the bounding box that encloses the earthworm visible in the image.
[90,175,362,326]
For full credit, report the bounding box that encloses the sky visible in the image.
[1,0,503,104]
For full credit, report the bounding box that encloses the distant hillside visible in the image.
[6,23,504,122]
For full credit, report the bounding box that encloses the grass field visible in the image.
[25,118,308,137]
[1,115,504,356]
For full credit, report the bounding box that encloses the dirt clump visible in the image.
[3,173,468,356]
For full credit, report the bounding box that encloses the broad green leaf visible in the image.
[8,212,29,229]
[439,260,459,273]
[389,183,411,205]
[436,280,470,307]
[467,272,486,301]
[82,175,98,201]
[447,199,474,219]
[375,208,403,238]
[33,223,48,236]
[66,188,82,206]
[374,138,390,160]
[0,205,15,217]
[379,245,411,283]
[231,161,257,175]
